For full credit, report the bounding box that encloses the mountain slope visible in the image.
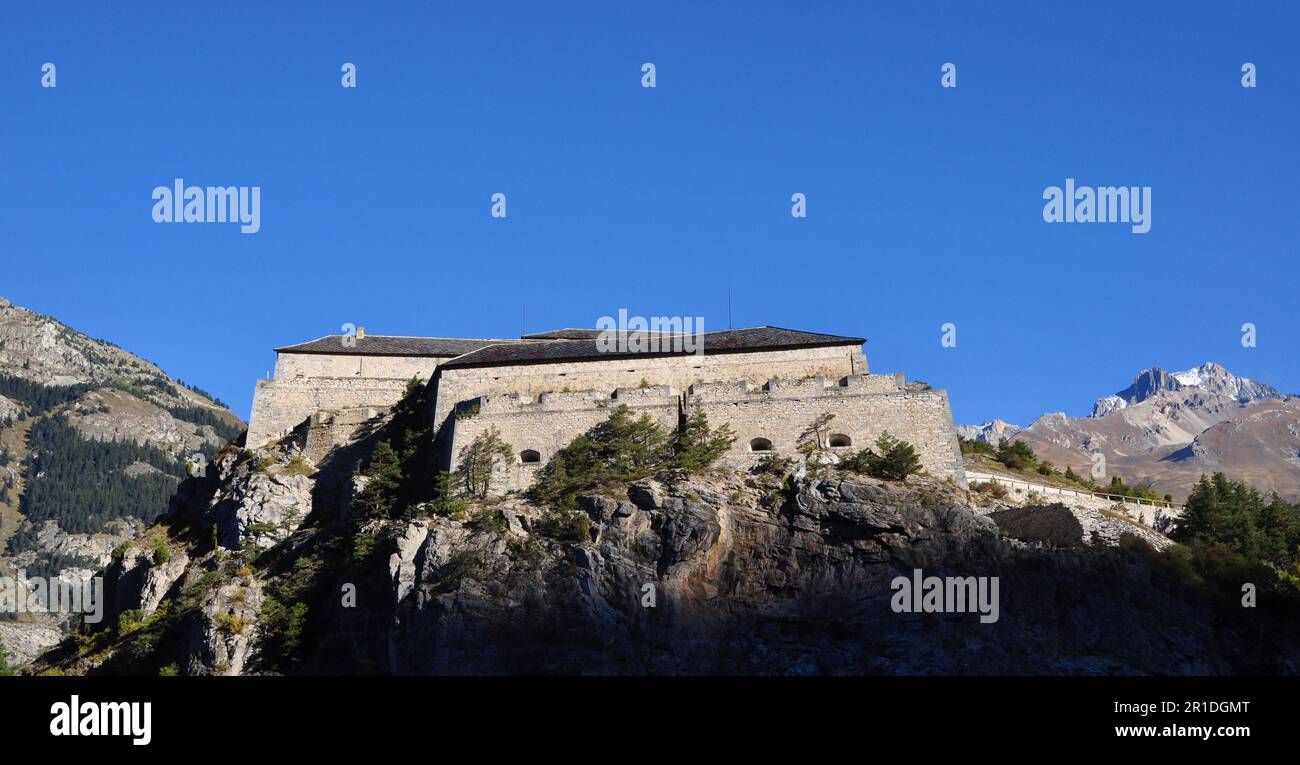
[980,363,1299,501]
[0,295,244,661]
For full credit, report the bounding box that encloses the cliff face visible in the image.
[0,296,244,664]
[32,437,1300,677]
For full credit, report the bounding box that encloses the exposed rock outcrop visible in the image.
[35,438,1300,677]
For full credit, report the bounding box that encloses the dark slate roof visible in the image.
[440,326,864,369]
[520,328,605,340]
[275,335,518,357]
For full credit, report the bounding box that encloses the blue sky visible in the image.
[2,1,1297,426]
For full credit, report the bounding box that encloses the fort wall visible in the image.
[444,386,679,493]
[442,373,964,497]
[274,351,445,381]
[688,374,965,481]
[431,345,866,441]
[246,375,413,447]
[247,335,964,501]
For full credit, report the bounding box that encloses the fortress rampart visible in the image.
[430,344,866,443]
[247,375,414,447]
[688,373,964,479]
[244,326,965,498]
[440,372,965,496]
[446,386,680,494]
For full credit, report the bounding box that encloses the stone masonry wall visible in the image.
[431,345,867,441]
[299,407,384,464]
[275,351,445,381]
[247,376,413,447]
[442,373,965,497]
[445,386,680,493]
[688,374,966,482]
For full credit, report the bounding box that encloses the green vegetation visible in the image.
[841,431,924,481]
[352,440,402,519]
[1118,474,1300,614]
[971,480,1010,499]
[175,378,228,408]
[152,538,171,565]
[537,508,591,542]
[429,472,469,518]
[994,440,1038,471]
[796,412,837,459]
[958,435,994,456]
[471,506,510,534]
[282,456,314,477]
[672,409,736,473]
[0,641,13,676]
[528,405,670,509]
[8,415,189,551]
[528,405,738,511]
[1173,473,1300,574]
[159,404,243,443]
[753,454,794,476]
[969,439,1167,502]
[345,376,441,522]
[258,548,342,672]
[455,426,514,499]
[1097,475,1163,503]
[0,375,91,415]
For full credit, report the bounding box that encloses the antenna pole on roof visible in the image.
[522,304,526,337]
[727,289,733,330]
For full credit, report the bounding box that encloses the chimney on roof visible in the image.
[356,326,366,340]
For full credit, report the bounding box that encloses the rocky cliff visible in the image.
[27,423,1300,676]
[0,295,244,665]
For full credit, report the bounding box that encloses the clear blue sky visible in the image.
[2,2,1297,426]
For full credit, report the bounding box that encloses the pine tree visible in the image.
[673,409,736,473]
[455,426,514,499]
[797,412,836,457]
[841,430,923,481]
[1173,472,1300,568]
[529,404,670,506]
[352,440,403,519]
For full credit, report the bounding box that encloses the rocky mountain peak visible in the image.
[1089,362,1285,418]
[956,419,1022,445]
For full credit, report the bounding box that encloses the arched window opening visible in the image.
[520,449,541,464]
[829,434,852,448]
[749,438,773,452]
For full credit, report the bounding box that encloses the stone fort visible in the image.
[246,325,966,492]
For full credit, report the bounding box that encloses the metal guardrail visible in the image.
[965,470,1183,512]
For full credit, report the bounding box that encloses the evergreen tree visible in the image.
[797,412,836,458]
[1173,472,1300,568]
[430,471,469,517]
[8,415,188,554]
[841,431,923,481]
[352,440,403,519]
[455,426,514,499]
[994,439,1037,470]
[530,404,670,506]
[673,409,736,473]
